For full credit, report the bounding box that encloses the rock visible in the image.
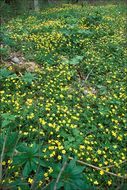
[11,57,20,64]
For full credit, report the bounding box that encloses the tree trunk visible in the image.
[34,0,39,11]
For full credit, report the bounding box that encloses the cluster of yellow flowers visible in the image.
[1,2,127,189]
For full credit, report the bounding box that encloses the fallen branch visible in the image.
[84,66,95,83]
[53,161,67,190]
[101,160,126,169]
[0,135,7,183]
[69,157,127,179]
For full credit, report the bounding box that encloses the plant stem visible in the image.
[53,161,68,190]
[0,135,7,183]
[69,157,127,179]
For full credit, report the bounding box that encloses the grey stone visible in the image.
[11,57,20,64]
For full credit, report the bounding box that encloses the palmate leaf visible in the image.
[17,142,39,154]
[51,159,91,190]
[8,179,29,190]
[1,113,17,127]
[65,55,84,65]
[0,68,12,79]
[13,142,46,178]
[21,72,37,84]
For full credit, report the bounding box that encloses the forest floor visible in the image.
[0,1,127,190]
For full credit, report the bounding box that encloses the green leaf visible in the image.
[21,72,37,84]
[0,68,12,79]
[17,143,30,152]
[23,161,31,177]
[64,183,72,190]
[2,120,11,127]
[8,179,30,190]
[69,56,84,65]
[66,159,76,172]
[1,113,16,127]
[72,166,85,175]
[4,132,19,156]
[13,154,28,165]
[30,160,38,171]
[33,158,47,167]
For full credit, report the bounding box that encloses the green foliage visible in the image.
[84,13,103,26]
[65,55,84,65]
[0,45,10,60]
[1,113,16,127]
[21,72,37,84]
[13,143,43,177]
[0,1,127,190]
[0,68,12,80]
[47,159,93,190]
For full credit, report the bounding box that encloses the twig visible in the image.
[69,157,127,179]
[19,72,23,76]
[84,66,95,83]
[41,180,54,190]
[53,161,68,190]
[0,135,7,183]
[31,123,41,190]
[101,160,127,169]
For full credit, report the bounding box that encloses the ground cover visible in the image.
[0,2,127,190]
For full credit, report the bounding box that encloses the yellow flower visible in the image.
[58,155,62,160]
[104,161,108,165]
[26,99,33,106]
[60,94,64,98]
[100,170,104,175]
[107,180,112,186]
[28,178,33,184]
[14,172,19,176]
[8,159,13,164]
[48,167,53,173]
[2,161,6,165]
[44,172,48,177]
[94,158,98,162]
[39,181,43,187]
[28,113,34,119]
[106,168,109,172]
[97,150,102,155]
[94,180,99,185]
[39,118,46,125]
[62,150,66,154]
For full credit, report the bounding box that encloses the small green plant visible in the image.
[0,68,13,80]
[45,158,94,190]
[21,72,37,84]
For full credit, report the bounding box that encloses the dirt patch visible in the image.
[2,52,40,74]
[11,61,39,73]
